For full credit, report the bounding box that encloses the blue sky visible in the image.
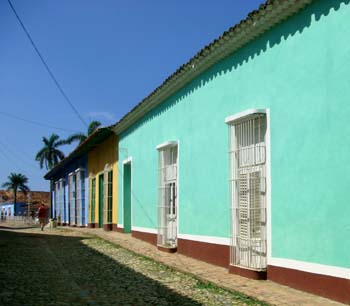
[0,0,265,191]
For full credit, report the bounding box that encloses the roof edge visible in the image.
[112,0,313,135]
[44,127,113,180]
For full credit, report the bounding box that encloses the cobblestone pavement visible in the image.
[0,227,269,306]
[71,227,344,306]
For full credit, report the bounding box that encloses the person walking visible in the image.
[38,204,47,231]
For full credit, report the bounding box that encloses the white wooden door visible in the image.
[230,115,267,270]
[158,145,178,248]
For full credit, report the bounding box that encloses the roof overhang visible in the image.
[44,127,113,180]
[112,0,313,136]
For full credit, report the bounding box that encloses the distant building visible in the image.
[0,190,50,217]
[44,128,117,229]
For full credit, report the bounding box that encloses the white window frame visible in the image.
[226,108,271,270]
[68,172,76,225]
[121,157,133,231]
[157,141,179,248]
[103,164,113,226]
[75,168,85,226]
[89,174,96,224]
[59,178,65,224]
[54,181,59,219]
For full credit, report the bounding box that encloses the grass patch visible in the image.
[195,280,270,306]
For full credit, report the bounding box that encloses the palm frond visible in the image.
[2,182,12,189]
[35,147,47,161]
[64,133,86,145]
[88,121,101,136]
[55,149,65,161]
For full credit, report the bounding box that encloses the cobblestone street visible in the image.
[0,228,268,306]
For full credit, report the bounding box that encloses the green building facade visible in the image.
[115,1,350,303]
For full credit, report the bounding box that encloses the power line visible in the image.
[0,146,27,174]
[7,0,88,128]
[0,140,39,172]
[0,111,80,133]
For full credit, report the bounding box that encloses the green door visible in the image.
[123,163,131,233]
[98,174,104,228]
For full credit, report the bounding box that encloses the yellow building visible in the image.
[88,131,118,230]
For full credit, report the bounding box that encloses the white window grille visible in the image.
[68,173,76,225]
[103,167,113,225]
[157,144,178,248]
[75,169,85,226]
[59,179,65,224]
[54,182,59,219]
[228,113,267,270]
[89,177,96,224]
[81,170,86,225]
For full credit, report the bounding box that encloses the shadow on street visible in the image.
[0,229,202,306]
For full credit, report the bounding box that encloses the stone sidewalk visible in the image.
[69,227,344,306]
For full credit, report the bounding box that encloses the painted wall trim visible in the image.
[225,109,266,124]
[74,167,85,173]
[118,224,124,228]
[178,233,230,246]
[265,109,272,262]
[132,226,157,234]
[122,157,132,165]
[269,257,350,279]
[156,141,178,151]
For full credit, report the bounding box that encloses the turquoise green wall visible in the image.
[118,0,350,269]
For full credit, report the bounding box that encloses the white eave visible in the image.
[156,141,178,150]
[112,0,313,136]
[225,109,266,124]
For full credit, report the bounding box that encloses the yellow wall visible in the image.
[88,134,118,224]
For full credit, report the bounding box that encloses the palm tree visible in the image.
[2,173,30,216]
[35,134,65,170]
[64,120,101,145]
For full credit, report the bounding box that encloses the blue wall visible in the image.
[51,155,88,225]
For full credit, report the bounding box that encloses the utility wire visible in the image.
[7,0,87,128]
[0,146,27,174]
[0,140,39,171]
[0,111,80,133]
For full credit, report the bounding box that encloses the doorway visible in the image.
[123,162,132,233]
[157,145,178,248]
[98,173,104,228]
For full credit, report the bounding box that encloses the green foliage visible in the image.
[64,121,101,145]
[2,172,30,216]
[35,134,65,170]
[195,280,270,305]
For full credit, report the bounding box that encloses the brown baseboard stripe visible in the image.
[178,238,229,268]
[131,230,157,245]
[103,224,113,231]
[157,246,177,253]
[229,265,266,280]
[268,265,350,304]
